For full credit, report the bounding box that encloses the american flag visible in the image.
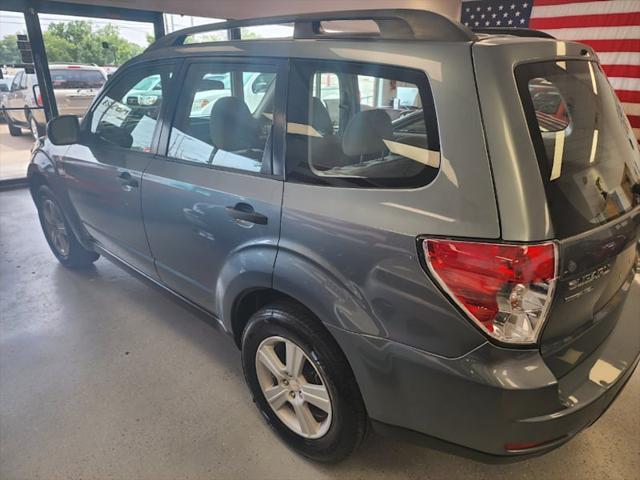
[461,0,640,141]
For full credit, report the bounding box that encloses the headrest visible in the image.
[310,97,334,137]
[209,97,259,151]
[342,109,393,157]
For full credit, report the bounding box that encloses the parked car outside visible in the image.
[0,75,14,122]
[27,10,640,464]
[3,64,107,139]
[123,71,276,117]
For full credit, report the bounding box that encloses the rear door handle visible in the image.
[226,203,268,225]
[117,170,139,188]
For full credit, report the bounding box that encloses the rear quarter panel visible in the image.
[274,41,497,357]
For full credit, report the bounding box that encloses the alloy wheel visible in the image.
[255,336,333,439]
[42,198,70,257]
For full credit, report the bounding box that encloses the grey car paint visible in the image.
[141,162,283,316]
[27,28,640,461]
[330,267,639,456]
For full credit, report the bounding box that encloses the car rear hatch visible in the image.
[514,59,639,375]
[473,39,639,374]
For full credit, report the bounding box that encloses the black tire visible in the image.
[36,185,99,269]
[6,113,22,136]
[241,301,368,463]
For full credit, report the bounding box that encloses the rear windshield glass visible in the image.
[516,61,640,238]
[50,69,105,89]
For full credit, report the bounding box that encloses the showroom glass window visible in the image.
[166,63,277,174]
[286,60,440,188]
[88,65,173,152]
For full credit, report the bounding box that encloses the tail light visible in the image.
[422,239,557,345]
[36,93,43,107]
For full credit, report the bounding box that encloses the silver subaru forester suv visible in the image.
[28,10,640,463]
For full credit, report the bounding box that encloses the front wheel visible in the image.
[29,113,44,140]
[36,185,99,268]
[241,301,368,462]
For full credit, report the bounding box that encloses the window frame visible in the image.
[285,58,440,189]
[81,59,179,157]
[156,56,288,179]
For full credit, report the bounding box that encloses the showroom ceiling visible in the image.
[59,0,461,19]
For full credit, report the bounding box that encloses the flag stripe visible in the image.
[541,25,640,41]
[622,102,640,116]
[530,12,640,29]
[532,1,640,18]
[628,115,640,128]
[609,77,640,91]
[597,52,640,66]
[617,90,640,103]
[602,65,640,78]
[533,0,617,5]
[579,39,640,52]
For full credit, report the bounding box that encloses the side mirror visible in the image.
[252,80,269,94]
[47,115,80,145]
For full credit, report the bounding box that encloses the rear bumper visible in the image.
[328,273,640,459]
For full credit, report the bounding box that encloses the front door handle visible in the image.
[117,170,139,188]
[226,203,268,225]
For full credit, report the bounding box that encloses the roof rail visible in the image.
[472,28,555,39]
[147,9,476,51]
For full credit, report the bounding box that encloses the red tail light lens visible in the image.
[423,239,557,344]
[36,93,43,107]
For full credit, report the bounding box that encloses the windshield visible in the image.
[50,69,106,89]
[516,60,640,238]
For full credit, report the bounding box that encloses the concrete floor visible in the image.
[0,187,639,480]
[0,124,33,180]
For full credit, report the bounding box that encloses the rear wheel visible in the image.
[36,185,99,268]
[241,301,368,462]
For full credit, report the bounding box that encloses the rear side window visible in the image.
[516,61,640,237]
[286,60,439,188]
[50,69,106,89]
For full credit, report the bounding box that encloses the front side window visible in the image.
[89,65,173,152]
[286,61,439,188]
[167,63,276,173]
[516,61,640,237]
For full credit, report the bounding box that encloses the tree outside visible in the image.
[0,20,149,66]
[0,34,21,64]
